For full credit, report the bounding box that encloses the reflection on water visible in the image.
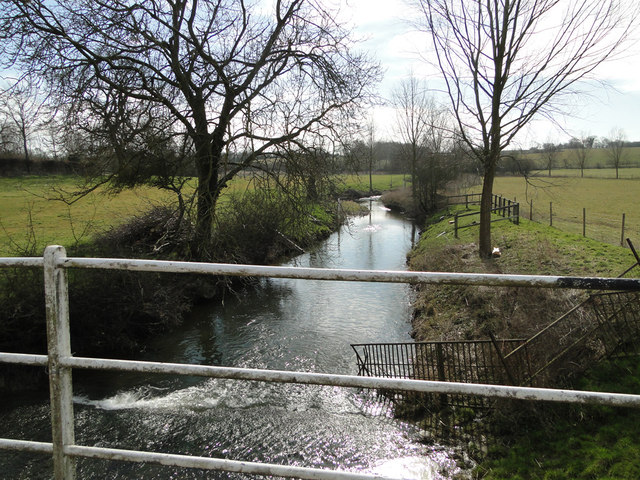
[0,198,471,479]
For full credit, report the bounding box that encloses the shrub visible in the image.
[212,190,336,264]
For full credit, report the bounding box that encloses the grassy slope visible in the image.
[408,209,640,479]
[477,356,640,480]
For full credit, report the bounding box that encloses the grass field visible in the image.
[530,167,640,179]
[0,176,179,256]
[0,173,405,256]
[469,173,640,247]
[522,146,640,173]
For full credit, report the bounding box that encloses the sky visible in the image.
[340,0,640,148]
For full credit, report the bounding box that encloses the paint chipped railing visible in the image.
[2,245,640,480]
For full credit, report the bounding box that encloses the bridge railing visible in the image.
[2,245,640,480]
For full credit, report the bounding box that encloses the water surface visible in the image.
[0,199,466,479]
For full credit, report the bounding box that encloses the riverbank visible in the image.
[0,189,367,392]
[407,205,640,478]
[1,196,439,480]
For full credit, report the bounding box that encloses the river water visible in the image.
[0,198,466,479]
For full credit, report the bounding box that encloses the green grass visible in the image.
[469,175,640,247]
[414,206,636,277]
[411,210,640,479]
[410,212,640,479]
[477,357,640,480]
[340,173,408,192]
[521,146,640,173]
[0,174,402,256]
[0,176,177,255]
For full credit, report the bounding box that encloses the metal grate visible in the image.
[352,339,528,409]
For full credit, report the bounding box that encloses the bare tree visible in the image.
[420,106,458,211]
[0,115,16,155]
[606,127,626,179]
[571,134,595,177]
[0,80,47,173]
[366,118,377,194]
[542,142,560,177]
[2,0,380,258]
[393,75,455,212]
[415,0,635,257]
[393,75,430,205]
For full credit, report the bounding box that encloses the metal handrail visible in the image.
[1,245,640,480]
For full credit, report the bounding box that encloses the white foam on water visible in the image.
[73,383,225,411]
[368,456,438,479]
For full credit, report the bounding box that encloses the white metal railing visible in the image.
[2,245,640,480]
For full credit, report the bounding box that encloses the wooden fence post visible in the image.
[530,200,533,221]
[583,208,586,237]
[550,202,553,227]
[454,214,459,239]
[621,213,626,247]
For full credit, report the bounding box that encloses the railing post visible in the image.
[44,246,76,480]
[454,213,459,238]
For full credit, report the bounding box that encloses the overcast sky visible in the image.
[340,0,640,147]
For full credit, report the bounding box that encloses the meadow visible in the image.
[0,176,177,256]
[469,171,640,247]
[522,145,640,173]
[0,174,405,256]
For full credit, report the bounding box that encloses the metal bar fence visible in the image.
[3,245,640,479]
[352,340,529,409]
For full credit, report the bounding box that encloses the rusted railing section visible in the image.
[352,339,530,409]
[2,245,640,479]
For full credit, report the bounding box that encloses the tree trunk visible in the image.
[21,123,31,174]
[479,161,496,258]
[193,140,222,260]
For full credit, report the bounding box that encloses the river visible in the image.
[0,198,467,479]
